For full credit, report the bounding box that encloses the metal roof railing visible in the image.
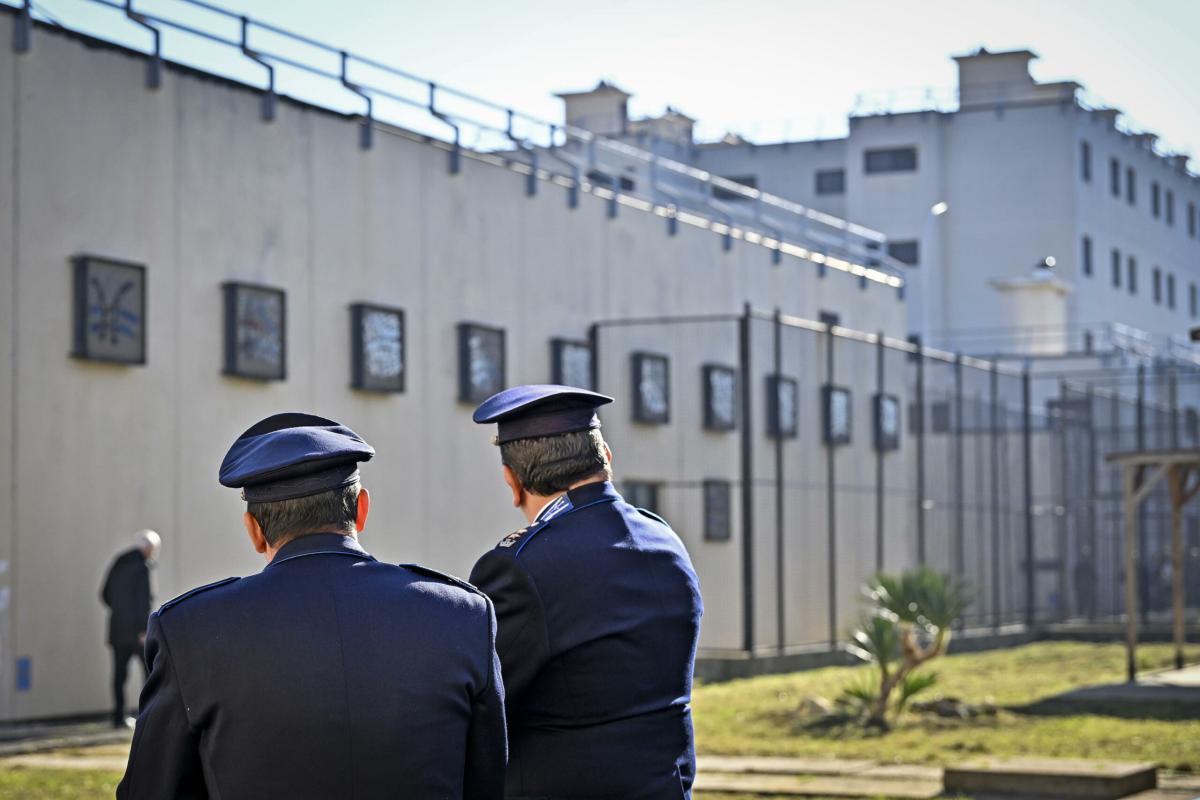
[6,0,907,288]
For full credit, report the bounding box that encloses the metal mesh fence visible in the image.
[593,309,1200,656]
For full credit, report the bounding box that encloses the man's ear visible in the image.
[244,511,268,555]
[502,464,525,509]
[355,487,370,533]
[603,442,613,468]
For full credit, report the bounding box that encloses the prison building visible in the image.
[561,49,1200,363]
[0,6,921,721]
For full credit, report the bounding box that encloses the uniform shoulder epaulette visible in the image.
[636,507,669,526]
[399,563,485,597]
[158,576,240,614]
[494,518,554,553]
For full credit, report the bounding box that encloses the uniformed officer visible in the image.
[118,412,507,800]
[468,386,703,799]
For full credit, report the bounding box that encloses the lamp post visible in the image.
[919,201,949,344]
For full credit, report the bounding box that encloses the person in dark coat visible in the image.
[117,412,507,800]
[100,529,160,728]
[469,386,703,800]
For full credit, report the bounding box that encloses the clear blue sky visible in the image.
[27,0,1200,165]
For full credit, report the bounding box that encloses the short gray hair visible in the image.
[247,481,360,546]
[499,429,611,496]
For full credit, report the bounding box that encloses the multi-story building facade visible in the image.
[559,49,1200,359]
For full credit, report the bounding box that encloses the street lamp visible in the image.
[919,201,949,342]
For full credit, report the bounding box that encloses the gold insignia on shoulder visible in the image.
[498,527,529,548]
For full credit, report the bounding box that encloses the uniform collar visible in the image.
[565,479,621,507]
[267,532,372,567]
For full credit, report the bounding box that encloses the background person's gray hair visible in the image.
[136,529,161,549]
[136,529,162,557]
[499,429,611,496]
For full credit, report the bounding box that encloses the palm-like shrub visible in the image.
[842,567,971,726]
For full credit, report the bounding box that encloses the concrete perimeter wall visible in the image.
[0,15,907,720]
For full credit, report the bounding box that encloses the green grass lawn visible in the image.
[693,640,1200,771]
[1,642,1194,798]
[0,768,121,799]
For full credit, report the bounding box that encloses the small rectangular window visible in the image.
[815,168,846,195]
[1111,249,1121,288]
[1080,141,1092,183]
[702,480,732,542]
[1127,256,1137,295]
[1190,283,1197,318]
[1166,191,1175,225]
[623,481,661,514]
[1126,167,1136,205]
[864,147,917,174]
[1168,273,1176,309]
[1189,203,1197,238]
[1153,267,1162,304]
[712,175,757,201]
[1152,182,1161,218]
[1081,236,1092,276]
[886,240,919,266]
[1110,158,1120,197]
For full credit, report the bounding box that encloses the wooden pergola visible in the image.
[1106,449,1199,681]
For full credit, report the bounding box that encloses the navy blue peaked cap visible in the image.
[473,385,613,444]
[219,412,375,503]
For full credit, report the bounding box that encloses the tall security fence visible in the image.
[590,308,1200,657]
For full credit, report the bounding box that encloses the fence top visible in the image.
[10,0,908,288]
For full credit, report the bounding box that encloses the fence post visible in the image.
[773,309,786,653]
[990,363,1001,630]
[875,332,886,574]
[826,320,838,650]
[954,353,965,582]
[915,338,927,565]
[587,323,600,393]
[1169,364,1179,447]
[1056,380,1069,622]
[1023,367,1035,629]
[14,0,31,52]
[1136,363,1147,622]
[738,303,756,655]
[1086,383,1098,621]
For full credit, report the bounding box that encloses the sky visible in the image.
[23,0,1200,166]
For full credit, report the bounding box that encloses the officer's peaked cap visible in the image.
[473,385,613,444]
[219,412,375,503]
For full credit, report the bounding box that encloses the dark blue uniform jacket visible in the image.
[117,533,507,800]
[469,481,703,800]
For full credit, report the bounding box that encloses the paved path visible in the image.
[697,754,1200,799]
[5,745,1200,799]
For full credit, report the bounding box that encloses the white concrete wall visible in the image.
[1,17,908,719]
[0,11,18,714]
[1073,109,1200,338]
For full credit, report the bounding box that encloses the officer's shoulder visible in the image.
[633,507,670,527]
[157,576,241,615]
[489,513,567,557]
[399,563,486,598]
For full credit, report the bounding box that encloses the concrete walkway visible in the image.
[5,745,1200,799]
[697,754,1200,799]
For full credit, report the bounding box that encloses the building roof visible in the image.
[554,80,632,100]
[952,46,1039,62]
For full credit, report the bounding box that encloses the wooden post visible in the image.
[1123,464,1139,683]
[1168,465,1189,672]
